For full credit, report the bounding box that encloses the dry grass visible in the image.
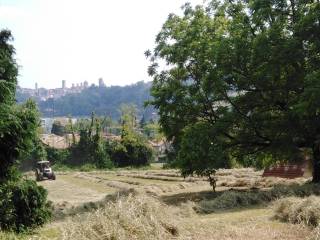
[15,168,320,240]
[215,168,309,188]
[196,183,320,213]
[3,167,320,240]
[59,192,181,240]
[274,196,320,227]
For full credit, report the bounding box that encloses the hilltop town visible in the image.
[17,78,106,101]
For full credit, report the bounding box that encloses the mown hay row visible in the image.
[60,193,182,240]
[197,183,320,213]
[274,196,320,227]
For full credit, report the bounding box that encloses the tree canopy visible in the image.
[148,0,320,182]
[0,29,51,232]
[0,30,40,182]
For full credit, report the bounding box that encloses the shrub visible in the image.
[79,163,97,172]
[46,147,70,165]
[68,116,114,169]
[20,139,47,171]
[0,180,52,232]
[274,196,320,227]
[108,131,153,167]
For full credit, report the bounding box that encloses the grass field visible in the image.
[2,166,319,240]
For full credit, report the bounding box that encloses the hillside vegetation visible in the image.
[17,81,154,119]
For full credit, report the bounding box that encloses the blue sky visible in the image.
[0,0,204,89]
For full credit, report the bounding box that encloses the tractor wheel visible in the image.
[51,173,56,180]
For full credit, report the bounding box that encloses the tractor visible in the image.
[35,161,56,181]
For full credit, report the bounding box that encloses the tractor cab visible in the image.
[35,161,56,181]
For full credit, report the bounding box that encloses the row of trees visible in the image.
[50,104,162,140]
[48,113,154,169]
[148,0,320,182]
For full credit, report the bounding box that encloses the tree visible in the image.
[119,103,138,130]
[108,127,153,167]
[0,30,40,182]
[69,113,113,168]
[107,107,154,167]
[0,29,51,232]
[148,1,320,182]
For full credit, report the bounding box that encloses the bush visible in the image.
[20,139,47,171]
[79,163,97,172]
[45,147,70,166]
[0,180,52,232]
[108,138,153,167]
[68,117,114,169]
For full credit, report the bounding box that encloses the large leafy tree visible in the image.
[0,30,39,182]
[148,0,320,182]
[0,29,52,232]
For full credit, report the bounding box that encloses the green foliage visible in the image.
[238,154,275,170]
[0,30,40,182]
[119,103,138,129]
[148,0,320,181]
[51,120,66,136]
[0,98,40,182]
[79,163,98,172]
[19,139,47,171]
[0,30,17,104]
[177,122,230,176]
[0,180,52,232]
[24,81,155,120]
[142,122,163,141]
[0,29,52,233]
[108,128,153,167]
[45,147,70,165]
[69,114,113,169]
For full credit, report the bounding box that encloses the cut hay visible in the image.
[197,184,320,213]
[60,193,181,240]
[274,196,320,227]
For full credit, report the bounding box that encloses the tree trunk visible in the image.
[312,141,320,183]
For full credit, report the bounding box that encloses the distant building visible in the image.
[98,78,105,87]
[18,79,89,101]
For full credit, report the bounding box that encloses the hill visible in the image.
[17,81,155,119]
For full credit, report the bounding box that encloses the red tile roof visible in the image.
[262,162,308,179]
